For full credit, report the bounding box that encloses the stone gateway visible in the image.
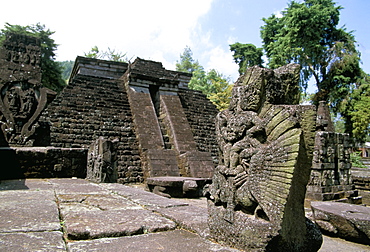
[206,64,323,251]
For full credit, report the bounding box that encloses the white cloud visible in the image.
[203,46,239,81]
[273,9,284,18]
[0,0,214,63]
[0,0,242,80]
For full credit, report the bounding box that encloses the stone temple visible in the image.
[0,33,219,185]
[2,32,369,251]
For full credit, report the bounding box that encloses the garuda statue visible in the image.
[206,64,322,252]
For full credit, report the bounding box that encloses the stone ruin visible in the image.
[86,136,119,183]
[206,64,323,251]
[0,33,219,188]
[1,31,368,250]
[0,33,55,146]
[306,101,361,203]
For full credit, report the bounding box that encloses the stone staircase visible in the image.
[158,116,172,150]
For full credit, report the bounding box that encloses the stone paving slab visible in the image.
[68,229,240,252]
[1,178,369,252]
[157,205,210,238]
[58,194,142,210]
[0,178,53,191]
[0,190,60,232]
[312,201,370,244]
[61,204,176,240]
[99,183,189,209]
[319,235,370,252]
[52,182,178,240]
[0,231,66,252]
[50,178,109,195]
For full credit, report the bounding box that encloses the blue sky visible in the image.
[0,0,369,88]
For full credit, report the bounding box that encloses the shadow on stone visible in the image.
[0,148,23,180]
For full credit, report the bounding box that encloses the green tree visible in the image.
[176,47,214,94]
[260,0,362,107]
[175,46,197,73]
[339,72,370,143]
[176,47,232,110]
[0,23,66,92]
[84,46,130,62]
[84,46,100,59]
[58,60,75,83]
[231,0,365,140]
[207,70,233,110]
[229,42,263,74]
[189,66,211,94]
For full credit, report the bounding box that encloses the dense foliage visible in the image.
[176,47,232,110]
[260,0,362,104]
[230,0,367,142]
[339,72,370,142]
[229,42,264,74]
[0,23,66,92]
[58,60,74,83]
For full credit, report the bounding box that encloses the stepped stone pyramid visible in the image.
[41,56,219,183]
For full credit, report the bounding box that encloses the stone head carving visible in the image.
[229,64,301,114]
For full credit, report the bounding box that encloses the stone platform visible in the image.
[146,176,211,198]
[0,178,369,251]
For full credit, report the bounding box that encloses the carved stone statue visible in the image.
[86,137,119,183]
[0,33,55,146]
[206,64,322,251]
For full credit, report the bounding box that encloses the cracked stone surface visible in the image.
[1,178,369,251]
[312,201,370,244]
[99,183,189,209]
[61,206,176,240]
[0,190,60,232]
[0,231,66,252]
[68,229,240,252]
[157,205,210,238]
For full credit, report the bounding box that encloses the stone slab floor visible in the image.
[0,178,369,251]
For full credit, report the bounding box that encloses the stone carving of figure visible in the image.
[210,83,267,221]
[6,86,21,116]
[20,88,36,118]
[206,64,322,251]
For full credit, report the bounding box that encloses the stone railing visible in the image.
[0,147,87,179]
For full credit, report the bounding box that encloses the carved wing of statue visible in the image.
[246,104,309,223]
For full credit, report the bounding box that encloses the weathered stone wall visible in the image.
[0,147,87,179]
[352,163,370,191]
[40,58,142,183]
[353,175,370,190]
[307,132,354,200]
[178,88,219,163]
[306,101,359,202]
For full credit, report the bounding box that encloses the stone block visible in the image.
[86,137,119,183]
[312,201,370,245]
[147,176,211,198]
